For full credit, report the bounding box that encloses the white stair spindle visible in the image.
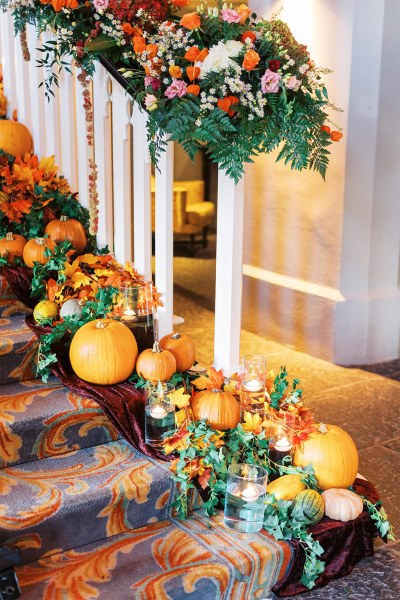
[58,55,78,190]
[42,33,61,164]
[213,169,245,374]
[0,10,17,118]
[27,26,46,157]
[13,25,31,130]
[132,103,152,280]
[93,65,113,252]
[111,84,132,263]
[155,140,174,339]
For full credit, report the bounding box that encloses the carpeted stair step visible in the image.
[0,313,37,385]
[0,439,178,565]
[0,378,121,468]
[0,273,32,317]
[14,511,292,599]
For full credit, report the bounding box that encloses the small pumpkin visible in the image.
[292,489,324,525]
[70,319,138,385]
[293,423,359,491]
[266,474,307,501]
[136,341,176,382]
[191,389,240,431]
[0,120,32,157]
[60,299,83,319]
[33,300,59,324]
[44,215,87,254]
[0,232,27,263]
[159,332,196,372]
[322,488,363,522]
[22,237,56,268]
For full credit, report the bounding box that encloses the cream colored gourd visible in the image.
[322,488,363,522]
[60,299,83,319]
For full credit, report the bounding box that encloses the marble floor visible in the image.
[174,291,400,599]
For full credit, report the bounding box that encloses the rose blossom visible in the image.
[165,80,188,99]
[285,75,302,91]
[144,94,158,111]
[261,68,281,93]
[221,8,241,23]
[144,76,161,91]
[93,0,109,11]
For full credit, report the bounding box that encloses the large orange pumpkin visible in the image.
[69,319,138,385]
[22,237,56,268]
[45,215,87,254]
[293,423,359,490]
[0,120,32,157]
[191,389,240,431]
[0,232,27,263]
[159,332,196,371]
[136,341,176,382]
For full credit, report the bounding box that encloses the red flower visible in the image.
[268,59,281,72]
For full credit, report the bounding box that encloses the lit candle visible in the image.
[122,308,136,321]
[274,437,293,453]
[241,484,260,502]
[150,404,167,419]
[244,379,263,393]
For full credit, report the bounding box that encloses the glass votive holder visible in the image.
[268,425,294,474]
[224,463,268,533]
[240,354,267,415]
[144,383,176,447]
[118,281,155,353]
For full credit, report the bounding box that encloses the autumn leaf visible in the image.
[71,271,93,290]
[192,374,210,391]
[168,387,191,409]
[241,411,263,434]
[198,468,211,490]
[193,367,225,391]
[163,427,190,455]
[47,278,59,301]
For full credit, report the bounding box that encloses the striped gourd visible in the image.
[292,489,324,525]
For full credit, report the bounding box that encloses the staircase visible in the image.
[0,274,290,599]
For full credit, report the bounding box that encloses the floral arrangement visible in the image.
[161,366,394,589]
[5,0,342,182]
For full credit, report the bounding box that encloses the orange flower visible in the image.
[243,49,260,71]
[170,0,190,6]
[320,125,331,134]
[122,23,134,36]
[218,96,239,117]
[196,48,208,62]
[184,46,200,62]
[169,65,182,79]
[330,130,343,142]
[186,66,201,81]
[180,12,201,30]
[237,3,252,25]
[146,44,158,59]
[241,30,256,44]
[133,36,146,54]
[187,84,200,96]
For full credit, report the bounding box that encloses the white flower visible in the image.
[225,40,244,57]
[200,40,244,78]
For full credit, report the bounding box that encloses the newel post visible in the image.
[213,169,245,373]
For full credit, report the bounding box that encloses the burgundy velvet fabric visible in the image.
[272,478,381,596]
[26,317,167,462]
[0,265,35,308]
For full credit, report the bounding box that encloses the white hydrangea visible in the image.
[200,40,244,78]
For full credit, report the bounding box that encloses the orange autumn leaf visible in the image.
[198,468,212,490]
[47,278,59,302]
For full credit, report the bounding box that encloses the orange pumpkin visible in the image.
[0,120,32,157]
[22,237,56,268]
[70,319,138,385]
[0,232,27,263]
[159,332,196,371]
[45,215,87,254]
[293,423,359,490]
[136,341,176,382]
[191,389,240,430]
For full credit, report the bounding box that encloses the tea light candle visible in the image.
[274,437,293,453]
[122,308,136,321]
[241,484,260,502]
[244,379,263,393]
[150,404,167,420]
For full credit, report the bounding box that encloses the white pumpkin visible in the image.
[321,488,363,522]
[60,299,84,319]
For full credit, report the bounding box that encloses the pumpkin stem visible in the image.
[318,422,328,434]
[35,237,45,246]
[211,388,220,393]
[152,341,162,353]
[172,333,181,340]
[5,232,14,241]
[60,215,69,222]
[96,320,106,329]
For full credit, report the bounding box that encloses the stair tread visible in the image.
[15,511,291,599]
[0,439,176,564]
[0,314,37,384]
[0,378,120,467]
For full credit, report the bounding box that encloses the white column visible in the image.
[213,170,245,373]
[13,26,31,130]
[132,103,152,280]
[0,11,17,118]
[111,84,132,263]
[27,26,46,157]
[155,140,174,339]
[41,33,61,164]
[58,55,78,190]
[93,65,113,252]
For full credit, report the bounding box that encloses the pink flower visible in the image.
[165,80,188,99]
[285,76,302,91]
[144,76,161,91]
[144,94,158,111]
[221,8,241,23]
[261,68,281,93]
[93,0,109,11]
